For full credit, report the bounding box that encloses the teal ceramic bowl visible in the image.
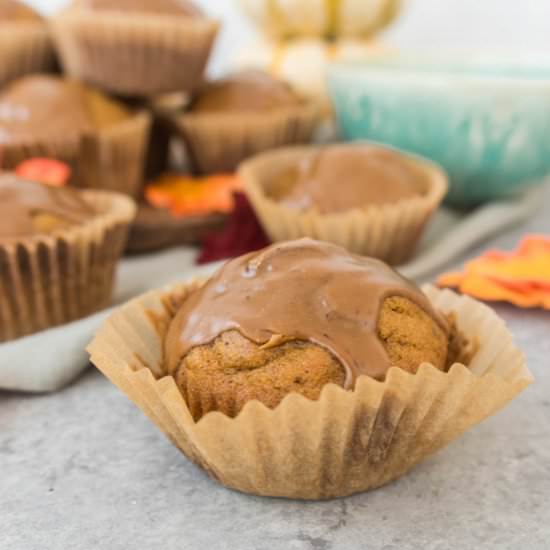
[328,56,550,207]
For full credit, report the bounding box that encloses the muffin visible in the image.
[170,71,318,174]
[0,174,136,342]
[88,237,531,499]
[0,0,56,89]
[241,143,448,264]
[51,0,219,97]
[165,239,454,420]
[0,75,150,198]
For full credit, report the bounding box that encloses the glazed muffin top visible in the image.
[0,75,131,145]
[165,238,449,389]
[189,71,303,114]
[0,175,95,240]
[72,0,202,16]
[0,0,42,21]
[271,144,431,214]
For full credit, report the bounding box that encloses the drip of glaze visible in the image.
[165,238,448,388]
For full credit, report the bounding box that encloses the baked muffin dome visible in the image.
[0,74,130,146]
[189,70,303,113]
[272,143,430,214]
[165,239,450,420]
[0,174,95,239]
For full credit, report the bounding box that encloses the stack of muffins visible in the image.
[1,0,322,189]
[0,0,321,342]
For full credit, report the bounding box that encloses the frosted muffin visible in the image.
[171,71,318,174]
[241,143,448,264]
[0,0,56,88]
[0,174,135,342]
[165,239,461,420]
[51,0,218,96]
[272,144,429,213]
[0,75,150,198]
[89,238,531,499]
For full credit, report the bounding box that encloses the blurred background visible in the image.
[30,0,550,75]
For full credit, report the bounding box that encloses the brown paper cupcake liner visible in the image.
[170,105,318,174]
[240,145,448,264]
[0,23,56,88]
[51,13,218,97]
[0,191,136,343]
[87,280,532,500]
[0,112,151,199]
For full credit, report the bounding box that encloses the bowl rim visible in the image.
[327,51,550,86]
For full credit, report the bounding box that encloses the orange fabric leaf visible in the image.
[437,235,550,310]
[15,158,71,187]
[145,173,242,217]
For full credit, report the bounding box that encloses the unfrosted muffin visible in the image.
[0,174,135,342]
[0,0,56,88]
[0,75,150,197]
[171,71,317,174]
[51,0,218,96]
[165,238,455,420]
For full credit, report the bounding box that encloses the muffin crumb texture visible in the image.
[176,330,345,421]
[377,296,448,373]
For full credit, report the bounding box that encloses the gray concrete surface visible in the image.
[2,188,550,550]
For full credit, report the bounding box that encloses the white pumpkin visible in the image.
[234,37,385,107]
[238,0,401,39]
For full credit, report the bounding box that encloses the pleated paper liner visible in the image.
[51,12,219,97]
[0,23,56,88]
[0,112,151,199]
[170,104,318,174]
[87,280,532,500]
[240,145,448,265]
[0,190,136,343]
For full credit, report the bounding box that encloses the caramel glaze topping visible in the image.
[0,75,130,145]
[165,239,448,388]
[0,0,42,21]
[273,144,429,214]
[74,0,202,16]
[189,71,302,113]
[0,175,95,239]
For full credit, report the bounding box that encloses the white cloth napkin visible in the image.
[0,186,542,393]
